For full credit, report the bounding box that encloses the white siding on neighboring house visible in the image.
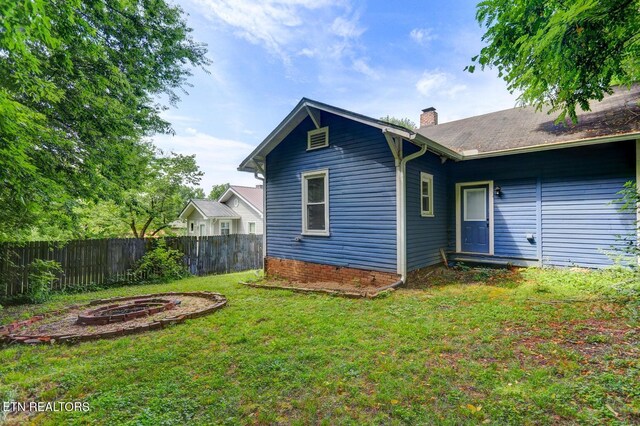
[185,209,213,236]
[226,194,263,234]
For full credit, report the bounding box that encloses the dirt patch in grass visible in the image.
[243,278,398,297]
[406,265,524,289]
[507,317,639,367]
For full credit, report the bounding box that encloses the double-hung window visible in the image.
[420,172,434,217]
[220,221,230,235]
[302,169,329,235]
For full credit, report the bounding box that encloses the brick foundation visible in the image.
[264,257,400,286]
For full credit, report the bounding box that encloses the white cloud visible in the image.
[152,129,260,190]
[415,70,467,98]
[352,58,380,79]
[409,28,435,45]
[191,0,365,69]
[331,15,364,38]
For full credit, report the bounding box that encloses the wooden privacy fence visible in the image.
[0,235,263,299]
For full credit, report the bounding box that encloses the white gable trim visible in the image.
[237,98,460,173]
[219,187,263,217]
[178,200,208,220]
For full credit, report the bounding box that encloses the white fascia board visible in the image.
[238,99,438,172]
[462,132,640,160]
[222,188,263,217]
[178,201,208,220]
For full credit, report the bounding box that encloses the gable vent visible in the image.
[307,127,329,150]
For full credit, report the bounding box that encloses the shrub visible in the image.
[27,259,63,304]
[134,239,189,283]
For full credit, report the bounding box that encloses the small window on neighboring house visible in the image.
[302,169,329,235]
[307,127,329,150]
[420,172,434,217]
[248,222,256,234]
[190,222,194,232]
[220,221,230,236]
[233,198,239,207]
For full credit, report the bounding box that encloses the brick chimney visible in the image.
[420,107,438,128]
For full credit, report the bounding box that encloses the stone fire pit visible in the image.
[0,292,226,345]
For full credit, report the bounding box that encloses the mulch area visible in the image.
[242,278,401,298]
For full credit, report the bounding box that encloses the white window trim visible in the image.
[420,172,434,217]
[455,181,494,255]
[220,220,231,236]
[248,221,256,234]
[307,127,329,151]
[301,169,330,236]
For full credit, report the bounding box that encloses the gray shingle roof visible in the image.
[190,199,240,218]
[416,85,640,155]
[229,186,263,213]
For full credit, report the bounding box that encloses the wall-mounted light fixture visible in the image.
[494,186,502,197]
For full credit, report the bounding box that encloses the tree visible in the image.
[468,0,640,122]
[124,152,204,239]
[0,0,209,239]
[208,184,230,201]
[380,116,417,130]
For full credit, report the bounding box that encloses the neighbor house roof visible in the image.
[416,85,640,157]
[218,185,263,215]
[178,199,240,220]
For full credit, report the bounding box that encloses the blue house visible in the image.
[239,87,640,285]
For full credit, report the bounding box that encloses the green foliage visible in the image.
[0,0,209,240]
[133,240,190,283]
[0,268,638,424]
[208,183,230,201]
[124,152,204,238]
[379,115,417,130]
[469,0,640,122]
[613,181,640,265]
[26,259,62,304]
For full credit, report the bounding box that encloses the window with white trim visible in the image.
[307,127,329,150]
[220,221,230,236]
[248,222,256,234]
[420,172,434,217]
[302,169,329,235]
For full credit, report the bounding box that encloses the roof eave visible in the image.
[462,131,640,160]
[238,98,427,172]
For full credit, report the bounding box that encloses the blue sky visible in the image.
[154,0,519,192]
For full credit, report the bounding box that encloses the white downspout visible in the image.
[383,129,428,282]
[399,144,427,281]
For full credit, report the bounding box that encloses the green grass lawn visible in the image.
[1,268,639,425]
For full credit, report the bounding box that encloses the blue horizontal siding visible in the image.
[405,148,448,271]
[494,178,538,259]
[448,141,636,268]
[266,113,397,273]
[541,175,634,267]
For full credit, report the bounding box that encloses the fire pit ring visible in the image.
[77,298,181,326]
[0,292,227,345]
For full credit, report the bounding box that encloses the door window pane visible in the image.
[464,188,486,221]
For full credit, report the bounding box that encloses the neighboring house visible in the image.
[239,86,640,286]
[178,186,263,236]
